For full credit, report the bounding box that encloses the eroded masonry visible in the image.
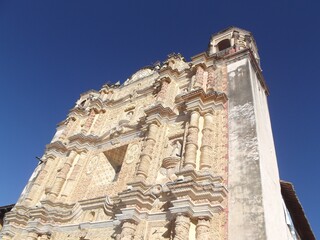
[1,27,310,240]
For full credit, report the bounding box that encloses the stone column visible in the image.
[173,214,190,240]
[184,111,200,169]
[119,221,137,240]
[48,151,78,198]
[26,232,38,240]
[200,112,214,170]
[25,157,55,204]
[136,122,159,179]
[196,218,211,240]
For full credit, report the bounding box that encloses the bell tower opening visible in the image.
[217,39,231,51]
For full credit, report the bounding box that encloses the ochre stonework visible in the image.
[1,27,293,240]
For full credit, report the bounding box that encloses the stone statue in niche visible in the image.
[156,139,182,183]
[170,140,182,158]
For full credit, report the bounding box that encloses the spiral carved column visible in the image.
[136,122,159,179]
[173,214,190,240]
[184,111,200,169]
[48,151,78,198]
[200,112,214,170]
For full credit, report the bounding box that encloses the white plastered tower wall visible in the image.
[221,28,289,239]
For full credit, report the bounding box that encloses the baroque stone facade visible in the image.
[0,27,305,239]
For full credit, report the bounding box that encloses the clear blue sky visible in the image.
[0,0,319,237]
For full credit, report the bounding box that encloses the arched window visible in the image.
[217,39,231,51]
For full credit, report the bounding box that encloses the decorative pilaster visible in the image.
[184,111,200,169]
[136,122,159,179]
[200,112,214,170]
[82,109,96,134]
[119,221,138,240]
[194,66,205,89]
[47,151,78,198]
[25,157,55,204]
[156,78,170,102]
[196,218,211,240]
[60,153,84,200]
[173,214,190,240]
[207,67,215,91]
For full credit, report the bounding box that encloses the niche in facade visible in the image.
[104,145,128,181]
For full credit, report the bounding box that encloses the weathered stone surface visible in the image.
[0,27,290,240]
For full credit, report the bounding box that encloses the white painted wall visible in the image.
[227,57,290,239]
[248,61,288,239]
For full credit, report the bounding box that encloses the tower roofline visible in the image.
[210,26,252,39]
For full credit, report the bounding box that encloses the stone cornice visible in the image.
[88,98,106,113]
[46,141,68,154]
[176,88,227,114]
[144,103,177,124]
[169,199,224,218]
[190,51,216,66]
[68,106,87,117]
[105,85,154,108]
[158,66,180,80]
